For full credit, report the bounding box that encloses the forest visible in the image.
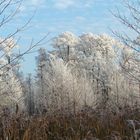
[0,0,139,140]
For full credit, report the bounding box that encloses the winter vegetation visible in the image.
[33,32,139,115]
[0,0,139,140]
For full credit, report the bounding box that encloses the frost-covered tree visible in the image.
[52,33,122,107]
[0,37,24,111]
[0,0,47,113]
[52,32,80,62]
[34,32,140,114]
[35,52,94,114]
[35,48,49,113]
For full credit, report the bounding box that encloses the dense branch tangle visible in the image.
[0,0,47,111]
[112,0,140,83]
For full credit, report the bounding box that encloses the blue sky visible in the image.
[0,0,130,74]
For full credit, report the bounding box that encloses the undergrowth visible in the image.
[0,105,140,140]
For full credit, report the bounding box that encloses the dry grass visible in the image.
[0,106,140,140]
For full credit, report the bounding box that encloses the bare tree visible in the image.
[0,0,48,69]
[0,0,48,111]
[112,0,140,52]
[112,0,140,84]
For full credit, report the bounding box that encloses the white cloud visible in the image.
[30,0,45,6]
[84,0,95,8]
[75,16,86,21]
[53,0,95,10]
[20,0,46,12]
[53,0,75,9]
[20,0,95,12]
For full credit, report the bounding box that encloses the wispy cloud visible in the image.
[30,0,45,6]
[20,0,46,12]
[53,0,95,10]
[75,16,86,21]
[53,0,75,9]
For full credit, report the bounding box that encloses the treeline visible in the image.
[21,32,139,116]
